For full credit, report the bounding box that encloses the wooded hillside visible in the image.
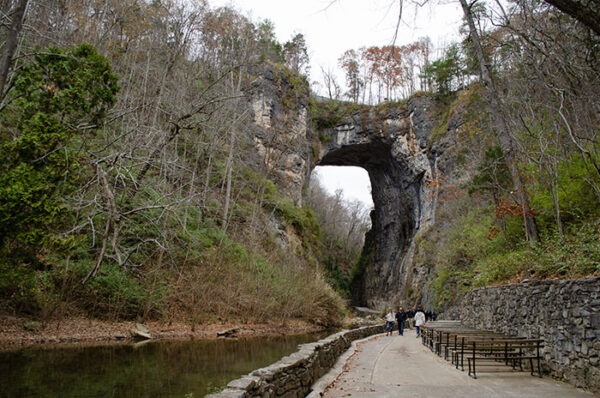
[0,0,597,323]
[406,0,600,309]
[312,0,598,310]
[0,0,372,325]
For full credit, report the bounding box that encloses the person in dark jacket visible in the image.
[395,307,406,336]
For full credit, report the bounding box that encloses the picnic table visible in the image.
[420,321,543,379]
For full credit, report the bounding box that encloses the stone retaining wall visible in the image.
[206,325,383,398]
[460,276,600,393]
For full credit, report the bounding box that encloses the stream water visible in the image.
[0,332,328,397]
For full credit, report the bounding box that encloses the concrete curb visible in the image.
[206,325,383,398]
[307,333,384,397]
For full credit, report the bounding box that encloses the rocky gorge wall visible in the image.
[315,96,450,309]
[246,66,465,310]
[247,66,312,206]
[460,276,600,393]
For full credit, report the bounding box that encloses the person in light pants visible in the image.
[414,309,426,338]
[384,308,395,336]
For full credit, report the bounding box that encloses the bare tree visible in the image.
[459,0,539,242]
[307,180,371,261]
[489,0,600,233]
[0,0,28,103]
[320,66,341,100]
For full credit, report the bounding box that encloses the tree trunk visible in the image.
[0,0,28,102]
[221,70,245,232]
[459,0,539,243]
[222,127,234,231]
[83,164,117,284]
[544,0,600,35]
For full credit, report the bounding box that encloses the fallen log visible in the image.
[217,328,239,338]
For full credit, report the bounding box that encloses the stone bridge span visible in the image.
[315,97,441,307]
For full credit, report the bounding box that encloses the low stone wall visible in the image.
[206,325,383,398]
[460,276,600,393]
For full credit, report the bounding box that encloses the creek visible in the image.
[0,332,328,397]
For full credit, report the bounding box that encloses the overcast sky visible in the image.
[210,0,463,83]
[209,0,464,207]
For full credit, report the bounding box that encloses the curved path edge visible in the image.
[307,333,384,397]
[318,328,598,398]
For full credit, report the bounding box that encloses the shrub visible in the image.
[0,262,39,314]
[85,263,151,319]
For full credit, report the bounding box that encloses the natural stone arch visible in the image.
[314,97,439,308]
[245,67,447,308]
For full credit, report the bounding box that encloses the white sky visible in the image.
[313,166,373,207]
[209,0,464,207]
[210,0,464,83]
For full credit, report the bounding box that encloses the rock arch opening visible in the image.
[313,100,434,308]
[311,165,373,209]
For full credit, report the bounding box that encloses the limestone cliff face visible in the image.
[245,67,461,310]
[245,66,312,206]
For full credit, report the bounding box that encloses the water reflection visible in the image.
[0,332,328,397]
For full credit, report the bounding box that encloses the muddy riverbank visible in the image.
[0,315,325,351]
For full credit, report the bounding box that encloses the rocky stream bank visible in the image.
[0,315,328,351]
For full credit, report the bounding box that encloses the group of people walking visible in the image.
[384,307,432,337]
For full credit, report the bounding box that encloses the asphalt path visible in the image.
[310,328,597,398]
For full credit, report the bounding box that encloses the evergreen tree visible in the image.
[0,43,119,265]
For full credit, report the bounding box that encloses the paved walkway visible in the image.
[311,329,597,398]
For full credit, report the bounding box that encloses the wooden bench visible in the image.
[421,323,500,360]
[450,335,524,370]
[421,322,544,379]
[419,321,462,352]
[439,329,503,361]
[457,337,543,378]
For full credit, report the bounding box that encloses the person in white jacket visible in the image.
[384,307,395,336]
[414,309,426,338]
